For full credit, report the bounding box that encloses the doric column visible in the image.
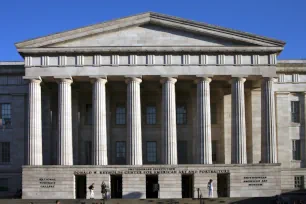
[27,78,43,165]
[261,77,277,163]
[231,77,247,164]
[56,78,73,165]
[196,77,212,164]
[91,77,108,165]
[161,77,178,165]
[126,77,143,165]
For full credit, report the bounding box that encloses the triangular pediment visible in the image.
[15,12,285,50]
[48,24,251,47]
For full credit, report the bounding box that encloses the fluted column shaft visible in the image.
[196,77,212,164]
[27,78,43,165]
[231,77,247,164]
[161,77,178,165]
[126,77,143,165]
[57,78,73,165]
[92,78,108,165]
[261,78,277,163]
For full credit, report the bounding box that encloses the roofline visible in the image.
[15,12,286,49]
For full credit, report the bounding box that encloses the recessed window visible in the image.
[176,104,187,125]
[116,141,126,164]
[212,140,217,163]
[0,178,8,192]
[146,141,157,163]
[291,101,300,123]
[85,104,92,125]
[0,142,10,164]
[146,106,156,125]
[116,105,126,125]
[178,140,188,164]
[84,141,92,165]
[0,104,11,128]
[211,103,217,124]
[292,140,301,160]
[294,176,304,189]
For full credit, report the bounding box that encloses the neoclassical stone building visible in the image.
[0,12,305,199]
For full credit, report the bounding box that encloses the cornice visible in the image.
[15,12,285,51]
[18,46,283,54]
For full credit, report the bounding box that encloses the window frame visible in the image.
[84,141,92,165]
[177,140,188,164]
[146,141,157,163]
[176,104,187,125]
[0,142,10,164]
[0,103,12,129]
[211,103,217,125]
[212,140,217,163]
[292,139,301,161]
[116,141,126,164]
[145,105,157,125]
[291,101,300,123]
[294,175,304,189]
[115,104,126,125]
[85,104,93,125]
[0,178,8,192]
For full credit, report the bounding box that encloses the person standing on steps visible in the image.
[207,179,213,198]
[101,181,107,199]
[89,183,95,199]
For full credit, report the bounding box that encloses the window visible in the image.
[0,142,10,164]
[84,141,92,165]
[176,104,187,125]
[211,103,217,124]
[146,142,157,163]
[0,178,8,192]
[116,105,126,125]
[294,176,304,189]
[146,106,156,125]
[178,140,188,164]
[85,104,92,125]
[292,140,301,160]
[212,141,217,163]
[0,104,11,128]
[116,141,126,164]
[291,101,300,123]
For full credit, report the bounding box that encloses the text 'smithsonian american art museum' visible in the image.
[0,12,305,199]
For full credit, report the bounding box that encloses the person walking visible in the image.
[101,181,107,199]
[89,183,95,199]
[207,179,213,198]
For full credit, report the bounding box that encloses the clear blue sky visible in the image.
[0,0,305,61]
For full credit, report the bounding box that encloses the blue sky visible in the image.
[0,0,305,61]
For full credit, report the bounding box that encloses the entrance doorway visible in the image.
[217,173,229,197]
[146,175,159,198]
[75,175,86,199]
[111,175,122,198]
[182,174,193,198]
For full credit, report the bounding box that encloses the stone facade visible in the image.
[0,12,305,199]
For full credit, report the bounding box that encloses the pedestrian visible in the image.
[101,181,107,199]
[89,183,95,199]
[207,179,213,198]
[55,200,60,204]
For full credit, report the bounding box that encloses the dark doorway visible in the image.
[217,173,229,197]
[146,175,158,198]
[111,175,122,198]
[75,175,86,199]
[182,174,193,198]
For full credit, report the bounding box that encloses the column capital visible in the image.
[54,77,73,84]
[90,76,107,84]
[125,76,142,84]
[194,77,212,84]
[230,77,246,83]
[23,76,42,84]
[160,77,177,84]
[262,77,277,82]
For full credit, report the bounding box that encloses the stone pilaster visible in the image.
[27,78,43,165]
[231,77,247,164]
[261,78,278,163]
[195,77,212,164]
[91,77,108,165]
[161,77,178,165]
[126,77,143,165]
[57,78,73,165]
